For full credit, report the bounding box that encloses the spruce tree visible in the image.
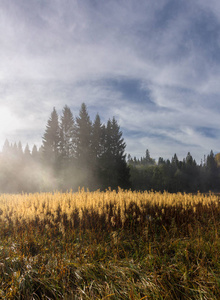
[60,105,76,162]
[206,150,219,190]
[24,144,31,156]
[91,113,104,159]
[18,141,23,158]
[2,139,10,155]
[109,117,126,158]
[75,103,92,163]
[90,113,105,189]
[100,117,130,190]
[74,103,93,188]
[42,107,60,167]
[12,142,18,157]
[32,145,39,161]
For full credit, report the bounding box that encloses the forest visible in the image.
[128,149,220,193]
[0,103,219,193]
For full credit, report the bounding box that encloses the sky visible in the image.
[0,0,220,162]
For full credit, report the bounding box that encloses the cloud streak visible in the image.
[0,0,220,161]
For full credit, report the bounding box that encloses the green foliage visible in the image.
[75,103,92,163]
[128,150,220,193]
[99,117,130,190]
[1,102,220,194]
[0,104,131,193]
[42,107,60,168]
[60,105,75,161]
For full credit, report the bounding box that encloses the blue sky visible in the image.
[0,0,220,162]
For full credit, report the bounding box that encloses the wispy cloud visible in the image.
[0,0,220,161]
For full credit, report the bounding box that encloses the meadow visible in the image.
[0,189,220,299]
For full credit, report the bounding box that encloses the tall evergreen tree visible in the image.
[143,149,155,165]
[90,113,105,189]
[32,145,39,160]
[206,150,219,190]
[171,153,179,167]
[12,142,18,157]
[2,139,10,155]
[42,107,60,167]
[100,117,130,189]
[91,113,104,159]
[75,103,92,163]
[17,141,23,158]
[60,105,76,162]
[73,103,93,188]
[24,144,31,159]
[109,117,127,157]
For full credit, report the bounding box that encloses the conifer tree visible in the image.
[73,103,93,188]
[60,105,76,161]
[91,113,104,159]
[12,142,18,157]
[18,141,23,158]
[42,107,60,167]
[100,117,130,189]
[171,153,179,166]
[90,113,105,189]
[109,117,126,158]
[75,103,92,163]
[2,139,10,155]
[32,145,39,160]
[206,150,219,190]
[24,144,31,159]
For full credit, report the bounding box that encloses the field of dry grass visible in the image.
[0,189,220,299]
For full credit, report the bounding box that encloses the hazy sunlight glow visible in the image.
[0,107,20,142]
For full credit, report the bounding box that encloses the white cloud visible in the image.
[0,0,220,160]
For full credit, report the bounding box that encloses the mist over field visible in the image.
[0,103,219,194]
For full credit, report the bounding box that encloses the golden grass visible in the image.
[0,189,219,226]
[0,189,220,299]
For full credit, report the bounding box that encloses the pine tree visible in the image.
[42,107,60,167]
[32,145,39,161]
[18,141,23,158]
[100,117,130,189]
[143,149,155,165]
[73,103,93,188]
[109,117,126,158]
[2,139,10,155]
[206,150,219,190]
[60,105,76,162]
[75,103,92,163]
[91,113,104,159]
[24,144,31,158]
[12,142,18,157]
[90,113,105,189]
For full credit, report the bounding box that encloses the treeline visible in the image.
[0,103,220,193]
[0,103,130,193]
[128,150,220,193]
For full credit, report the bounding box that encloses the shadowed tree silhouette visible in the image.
[42,107,60,169]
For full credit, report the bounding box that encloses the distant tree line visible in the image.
[0,103,220,193]
[128,150,220,193]
[0,103,130,193]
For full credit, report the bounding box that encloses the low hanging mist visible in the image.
[0,103,130,193]
[0,103,220,194]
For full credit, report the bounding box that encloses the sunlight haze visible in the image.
[0,0,220,162]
